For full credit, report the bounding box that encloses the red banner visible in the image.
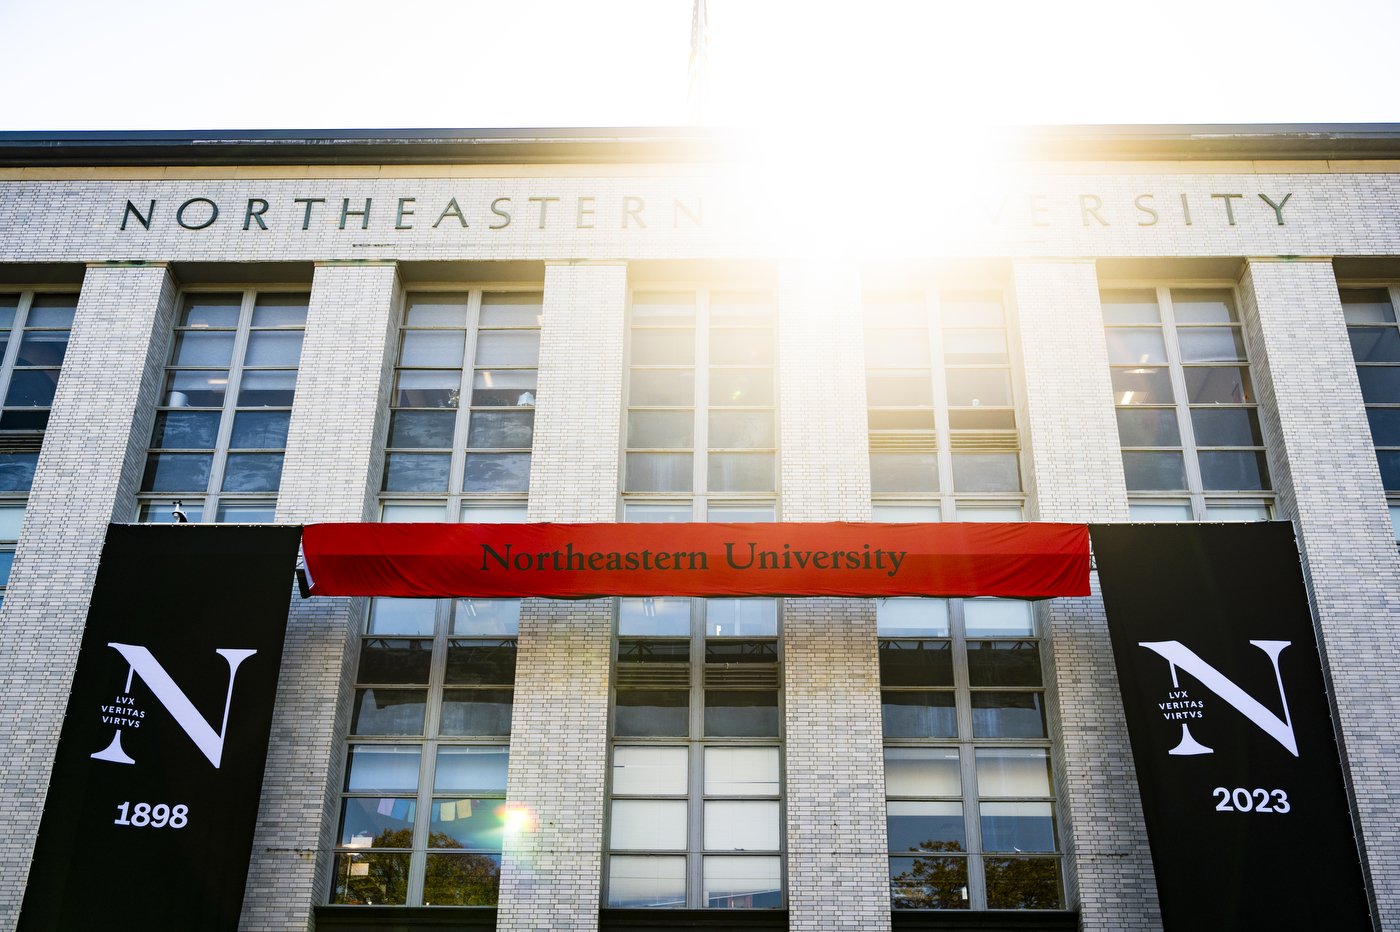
[302,522,1089,600]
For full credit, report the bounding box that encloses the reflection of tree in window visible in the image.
[891,843,969,910]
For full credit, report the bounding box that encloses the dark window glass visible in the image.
[141,452,212,492]
[1115,408,1179,447]
[472,370,537,407]
[870,453,939,493]
[15,331,68,367]
[1367,409,1400,447]
[1349,328,1400,363]
[462,452,532,493]
[966,642,1042,687]
[1378,451,1400,491]
[708,369,774,407]
[866,372,934,407]
[1359,368,1400,404]
[983,858,1062,910]
[350,688,427,735]
[396,371,461,408]
[879,641,954,687]
[429,801,506,850]
[151,410,221,449]
[162,370,226,407]
[422,854,502,907]
[389,410,457,448]
[1184,367,1253,404]
[1198,451,1270,491]
[229,410,291,449]
[438,689,514,736]
[881,691,957,738]
[951,454,1020,493]
[236,370,297,406]
[1109,367,1173,404]
[615,689,689,737]
[444,641,518,685]
[947,409,1015,430]
[357,638,433,684]
[384,453,452,492]
[468,411,535,448]
[221,452,285,492]
[704,690,779,737]
[338,796,416,848]
[980,807,1056,852]
[889,856,969,910]
[331,852,410,905]
[1190,407,1263,446]
[970,692,1047,738]
[0,453,39,493]
[0,410,48,430]
[618,640,691,663]
[704,640,778,664]
[4,369,60,407]
[888,809,966,852]
[1121,451,1187,491]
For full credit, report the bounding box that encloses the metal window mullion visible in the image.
[688,597,705,906]
[204,293,256,521]
[448,291,483,518]
[950,598,986,909]
[1157,286,1205,518]
[407,600,452,904]
[695,289,710,515]
[926,290,956,519]
[0,291,32,418]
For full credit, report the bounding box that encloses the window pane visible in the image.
[871,453,939,493]
[444,643,517,685]
[468,410,534,448]
[221,452,284,492]
[619,598,692,636]
[179,294,241,328]
[705,800,780,851]
[0,551,14,586]
[984,858,1062,910]
[628,411,694,448]
[400,330,466,367]
[967,641,1042,687]
[368,598,436,635]
[943,329,1008,365]
[634,292,697,324]
[1198,451,1269,490]
[951,454,1020,493]
[631,330,695,365]
[1177,327,1246,363]
[706,599,777,637]
[708,452,774,492]
[1110,367,1173,404]
[338,796,416,849]
[626,452,693,492]
[169,331,232,367]
[884,749,961,796]
[388,410,455,449]
[1190,407,1262,446]
[975,748,1052,797]
[704,690,779,737]
[1104,328,1167,365]
[358,638,433,684]
[0,410,47,430]
[162,370,227,408]
[345,744,421,793]
[703,856,781,908]
[382,500,447,524]
[709,410,774,448]
[964,600,1034,637]
[351,688,426,735]
[475,331,540,366]
[946,408,1016,430]
[382,453,451,492]
[237,369,297,406]
[614,746,688,795]
[608,856,686,908]
[463,452,532,492]
[865,331,931,367]
[945,369,1011,407]
[1341,289,1396,324]
[705,747,779,795]
[1361,368,1400,404]
[1368,408,1400,446]
[405,294,470,327]
[1128,502,1192,521]
[250,294,309,327]
[709,369,774,406]
[229,410,291,449]
[434,746,510,793]
[890,855,969,909]
[1184,367,1253,404]
[439,688,513,736]
[1122,450,1188,491]
[616,690,690,737]
[866,370,934,407]
[872,504,940,522]
[612,800,688,850]
[1115,408,1180,447]
[971,692,1047,738]
[479,293,543,327]
[879,640,954,687]
[460,504,527,524]
[868,409,939,430]
[429,802,506,852]
[958,501,1023,518]
[397,370,461,409]
[629,369,695,406]
[215,502,276,523]
[472,369,536,407]
[140,452,211,492]
[1171,290,1237,323]
[4,369,60,407]
[330,852,409,905]
[0,504,25,540]
[710,292,774,325]
[244,330,304,367]
[877,598,950,637]
[882,691,957,738]
[888,801,966,852]
[1205,504,1271,522]
[704,640,777,664]
[1099,290,1160,324]
[150,410,221,449]
[710,330,773,365]
[453,599,521,635]
[941,293,1005,326]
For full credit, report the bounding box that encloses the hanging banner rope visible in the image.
[301,522,1090,600]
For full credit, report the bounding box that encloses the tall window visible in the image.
[606,594,784,910]
[382,291,541,524]
[863,291,1022,523]
[623,290,776,519]
[1102,287,1271,522]
[0,291,79,499]
[1339,287,1400,540]
[332,597,518,907]
[139,290,308,523]
[879,598,1061,911]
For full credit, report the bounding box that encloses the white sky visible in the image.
[1,0,1397,132]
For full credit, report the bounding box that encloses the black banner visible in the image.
[1090,522,1370,931]
[19,524,302,932]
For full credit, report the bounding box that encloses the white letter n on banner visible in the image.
[106,643,257,768]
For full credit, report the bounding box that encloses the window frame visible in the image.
[1338,281,1400,529]
[0,288,82,503]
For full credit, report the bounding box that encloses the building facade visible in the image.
[0,125,1398,931]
